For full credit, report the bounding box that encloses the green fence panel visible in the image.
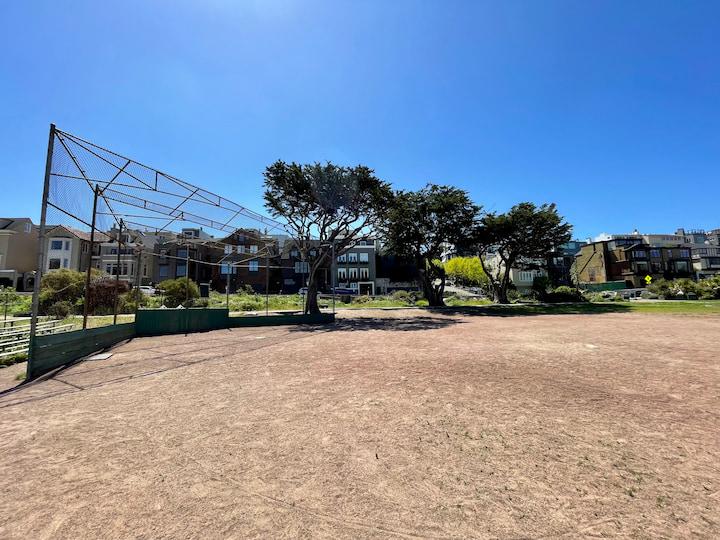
[135,308,230,336]
[580,281,628,292]
[228,313,335,327]
[28,323,136,380]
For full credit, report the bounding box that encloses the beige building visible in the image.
[44,225,109,274]
[0,218,39,291]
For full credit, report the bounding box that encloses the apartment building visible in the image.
[95,227,163,286]
[333,238,377,295]
[546,240,586,287]
[675,228,720,279]
[0,218,38,291]
[214,228,281,293]
[154,228,221,286]
[44,225,108,274]
[575,236,693,288]
[279,240,331,294]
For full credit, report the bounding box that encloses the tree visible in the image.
[264,161,392,314]
[444,256,488,290]
[473,202,572,304]
[1,286,20,320]
[382,185,480,306]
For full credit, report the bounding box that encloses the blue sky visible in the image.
[1,0,718,240]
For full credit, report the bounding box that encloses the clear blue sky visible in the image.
[1,0,718,240]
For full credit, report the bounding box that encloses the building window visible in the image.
[50,240,63,250]
[291,249,299,258]
[635,262,649,273]
[249,260,259,272]
[632,250,647,259]
[250,245,258,254]
[224,244,232,255]
[176,263,187,277]
[220,264,237,275]
[650,249,661,258]
[159,265,169,279]
[675,261,689,272]
[359,252,369,263]
[680,249,690,258]
[24,222,32,234]
[177,249,188,258]
[337,254,346,263]
[348,253,358,263]
[49,258,61,269]
[309,249,317,257]
[519,271,535,282]
[337,268,347,279]
[359,267,369,279]
[63,258,69,269]
[349,268,358,279]
[294,261,309,274]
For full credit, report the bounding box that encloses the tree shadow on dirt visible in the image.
[290,315,464,333]
[426,303,632,317]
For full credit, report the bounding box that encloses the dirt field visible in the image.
[1,309,719,538]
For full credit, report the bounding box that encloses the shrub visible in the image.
[352,295,373,304]
[390,290,415,304]
[87,278,130,314]
[543,286,586,303]
[157,278,200,308]
[0,352,28,368]
[38,269,89,314]
[47,300,73,318]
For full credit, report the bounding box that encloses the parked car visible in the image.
[137,286,156,296]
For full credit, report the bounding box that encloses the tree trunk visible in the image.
[421,271,445,307]
[493,266,512,304]
[305,277,320,314]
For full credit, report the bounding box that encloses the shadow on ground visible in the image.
[427,302,632,317]
[289,315,464,333]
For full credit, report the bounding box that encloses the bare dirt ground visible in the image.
[1,309,719,539]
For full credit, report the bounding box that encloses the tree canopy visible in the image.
[382,184,480,306]
[474,202,572,303]
[264,161,392,313]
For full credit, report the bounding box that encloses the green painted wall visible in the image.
[136,308,229,336]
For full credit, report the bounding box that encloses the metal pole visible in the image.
[30,124,55,363]
[185,240,190,304]
[113,219,123,325]
[225,263,230,309]
[331,240,336,315]
[134,247,142,316]
[82,184,100,330]
[265,251,269,316]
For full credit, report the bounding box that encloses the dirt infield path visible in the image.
[1,310,719,538]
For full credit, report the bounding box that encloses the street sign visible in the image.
[645,275,652,285]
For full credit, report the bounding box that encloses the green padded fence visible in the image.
[135,308,230,336]
[28,323,136,380]
[580,281,628,292]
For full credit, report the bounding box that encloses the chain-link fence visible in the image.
[30,124,309,345]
